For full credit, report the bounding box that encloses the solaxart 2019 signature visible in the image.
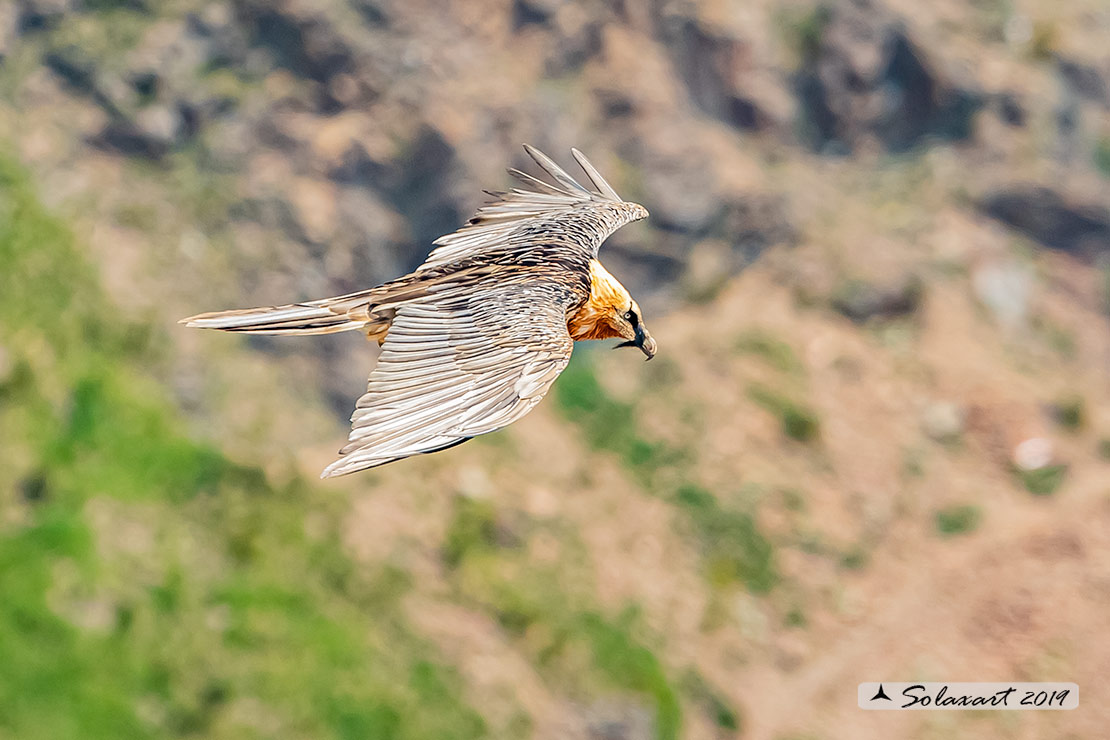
[900,684,1072,709]
[858,682,1079,710]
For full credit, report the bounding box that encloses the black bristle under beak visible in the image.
[614,326,656,360]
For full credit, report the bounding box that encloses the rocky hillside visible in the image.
[2,1,1110,739]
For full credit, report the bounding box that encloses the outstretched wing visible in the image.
[321,279,576,477]
[419,145,648,271]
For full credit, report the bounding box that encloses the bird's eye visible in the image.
[623,310,638,327]
[623,310,633,322]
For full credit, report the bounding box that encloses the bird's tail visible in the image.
[180,293,374,336]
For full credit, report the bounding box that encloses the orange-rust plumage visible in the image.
[182,145,654,476]
[568,260,633,341]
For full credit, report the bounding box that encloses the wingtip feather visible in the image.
[522,143,590,194]
[320,459,347,478]
[570,148,622,201]
[320,455,393,478]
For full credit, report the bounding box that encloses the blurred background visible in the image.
[1,0,1109,738]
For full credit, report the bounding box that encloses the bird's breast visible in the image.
[568,302,619,340]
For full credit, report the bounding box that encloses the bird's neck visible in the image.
[568,260,629,340]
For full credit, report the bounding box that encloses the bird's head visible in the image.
[611,297,656,361]
[571,260,657,360]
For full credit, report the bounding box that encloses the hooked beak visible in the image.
[615,325,657,361]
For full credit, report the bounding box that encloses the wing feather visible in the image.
[320,281,576,477]
[506,168,571,195]
[571,147,622,201]
[419,145,648,271]
[523,144,593,195]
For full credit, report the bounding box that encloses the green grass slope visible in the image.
[0,156,485,740]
